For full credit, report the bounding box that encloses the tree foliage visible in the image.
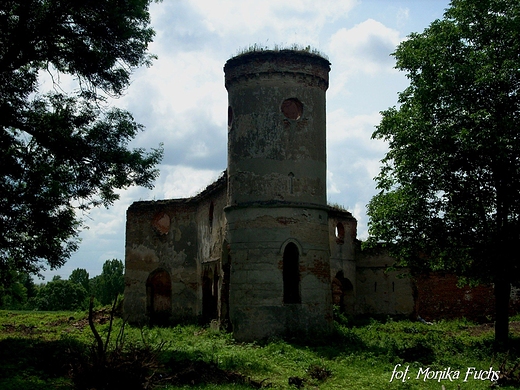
[36,275,89,311]
[0,260,125,310]
[0,271,37,309]
[98,259,125,305]
[69,268,90,292]
[0,0,163,284]
[366,0,520,346]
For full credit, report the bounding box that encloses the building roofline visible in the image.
[128,170,227,210]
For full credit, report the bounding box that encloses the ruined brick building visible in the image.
[123,50,499,341]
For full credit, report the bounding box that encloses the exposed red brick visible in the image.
[414,273,495,322]
[152,212,170,235]
[306,257,330,283]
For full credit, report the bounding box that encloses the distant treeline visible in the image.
[0,259,124,311]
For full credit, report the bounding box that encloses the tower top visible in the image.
[224,49,331,91]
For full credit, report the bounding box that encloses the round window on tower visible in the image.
[281,98,303,120]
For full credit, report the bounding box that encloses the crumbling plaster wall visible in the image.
[225,52,328,207]
[194,180,228,322]
[328,209,357,314]
[226,204,332,341]
[124,174,228,325]
[355,247,414,316]
[223,51,333,341]
[124,199,200,324]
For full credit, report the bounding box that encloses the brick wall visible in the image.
[414,273,495,322]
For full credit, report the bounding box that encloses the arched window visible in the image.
[288,172,295,194]
[332,270,354,312]
[283,242,301,304]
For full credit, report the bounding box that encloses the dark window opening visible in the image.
[288,172,294,194]
[283,242,301,304]
[228,106,233,129]
[202,267,218,323]
[335,222,345,244]
[209,202,214,230]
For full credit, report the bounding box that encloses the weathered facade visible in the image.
[123,50,416,341]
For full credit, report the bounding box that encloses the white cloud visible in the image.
[187,0,357,48]
[124,52,224,119]
[327,170,341,196]
[397,7,410,28]
[159,165,223,199]
[353,201,369,239]
[328,109,382,143]
[327,19,402,96]
[325,107,389,235]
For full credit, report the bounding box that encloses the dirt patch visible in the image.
[465,322,494,336]
[510,322,520,334]
[465,321,520,337]
[1,323,38,335]
[69,308,112,330]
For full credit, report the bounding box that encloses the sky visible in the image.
[42,0,452,280]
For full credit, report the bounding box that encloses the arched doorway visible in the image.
[146,269,172,326]
[202,264,218,324]
[332,270,354,314]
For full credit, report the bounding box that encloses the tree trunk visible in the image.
[494,276,510,350]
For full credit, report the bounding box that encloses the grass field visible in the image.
[1,309,520,389]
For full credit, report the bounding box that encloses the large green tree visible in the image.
[90,259,124,305]
[69,268,90,292]
[0,271,36,309]
[98,258,125,305]
[36,275,88,311]
[366,0,520,348]
[0,0,163,285]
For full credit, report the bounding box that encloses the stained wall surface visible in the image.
[355,247,415,316]
[224,51,333,341]
[124,175,227,325]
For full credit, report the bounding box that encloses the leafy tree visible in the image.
[69,268,90,292]
[97,259,125,305]
[88,259,125,305]
[36,277,88,311]
[0,0,163,286]
[89,275,103,303]
[0,271,38,309]
[0,272,27,309]
[366,0,520,348]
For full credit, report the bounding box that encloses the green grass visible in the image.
[1,310,520,389]
[233,43,328,60]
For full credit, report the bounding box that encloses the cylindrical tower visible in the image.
[225,50,329,206]
[224,50,333,341]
